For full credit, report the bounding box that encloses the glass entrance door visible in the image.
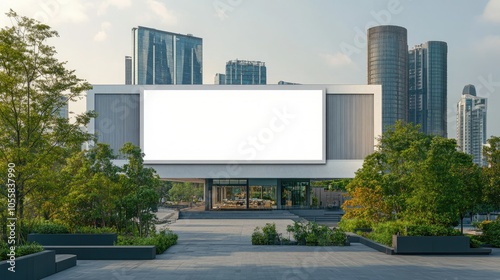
[281,180,310,208]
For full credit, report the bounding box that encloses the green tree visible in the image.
[483,136,500,211]
[119,143,160,237]
[60,144,120,229]
[343,121,482,230]
[0,11,94,241]
[168,182,203,204]
[405,137,482,228]
[345,121,431,220]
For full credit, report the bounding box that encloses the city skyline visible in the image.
[0,0,499,138]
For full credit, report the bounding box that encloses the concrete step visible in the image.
[179,210,300,220]
[55,254,77,272]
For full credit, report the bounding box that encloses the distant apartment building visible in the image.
[214,73,226,85]
[367,25,408,131]
[131,26,202,85]
[225,60,266,85]
[125,56,132,85]
[457,84,487,166]
[408,41,448,137]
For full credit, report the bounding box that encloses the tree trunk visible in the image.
[460,214,464,234]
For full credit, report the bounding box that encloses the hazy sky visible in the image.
[1,0,499,139]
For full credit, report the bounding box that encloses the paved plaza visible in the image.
[44,219,500,280]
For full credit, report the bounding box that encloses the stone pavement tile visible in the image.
[42,219,500,280]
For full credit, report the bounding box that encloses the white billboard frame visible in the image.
[140,86,326,164]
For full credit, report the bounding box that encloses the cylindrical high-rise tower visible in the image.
[368,25,408,131]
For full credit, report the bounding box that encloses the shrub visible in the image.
[0,241,44,261]
[367,221,462,247]
[286,221,348,246]
[117,230,177,254]
[479,220,500,247]
[16,242,44,257]
[338,218,372,233]
[406,224,461,237]
[0,241,8,261]
[286,221,308,245]
[467,234,483,248]
[368,221,408,246]
[32,222,69,234]
[331,228,348,246]
[75,226,116,234]
[252,223,280,245]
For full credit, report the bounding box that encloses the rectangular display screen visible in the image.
[142,89,325,163]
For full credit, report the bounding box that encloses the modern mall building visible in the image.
[87,84,381,210]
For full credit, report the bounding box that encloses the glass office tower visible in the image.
[457,85,487,166]
[132,26,202,85]
[408,41,448,137]
[225,60,266,85]
[368,25,408,131]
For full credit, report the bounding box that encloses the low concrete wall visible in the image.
[43,246,156,260]
[346,233,394,255]
[393,236,491,255]
[0,250,56,280]
[28,233,117,245]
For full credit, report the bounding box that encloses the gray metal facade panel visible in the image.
[326,94,374,159]
[95,94,140,156]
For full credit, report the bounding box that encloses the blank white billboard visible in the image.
[142,89,325,163]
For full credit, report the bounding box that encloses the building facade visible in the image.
[132,26,202,85]
[87,84,381,210]
[214,73,226,85]
[225,60,266,85]
[368,25,408,131]
[408,41,448,137]
[457,84,487,166]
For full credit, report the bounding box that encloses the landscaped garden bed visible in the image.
[251,221,348,246]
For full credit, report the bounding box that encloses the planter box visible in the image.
[0,250,56,280]
[392,235,491,255]
[28,233,117,246]
[43,246,156,260]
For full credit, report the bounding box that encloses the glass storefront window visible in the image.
[249,186,276,209]
[212,185,246,210]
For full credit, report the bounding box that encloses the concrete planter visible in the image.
[0,250,56,280]
[44,246,156,260]
[392,235,491,255]
[28,233,117,246]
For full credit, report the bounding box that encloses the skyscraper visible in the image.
[367,25,408,131]
[457,84,487,166]
[131,26,202,85]
[225,60,266,85]
[125,56,132,85]
[408,41,448,137]
[214,73,225,85]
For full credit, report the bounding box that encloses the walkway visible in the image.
[44,219,500,280]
